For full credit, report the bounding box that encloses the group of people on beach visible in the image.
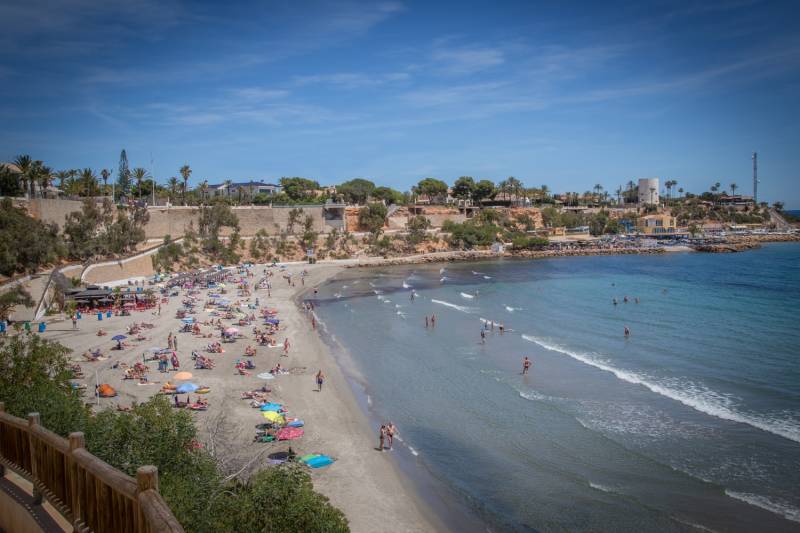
[378,422,397,451]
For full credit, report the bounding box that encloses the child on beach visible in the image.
[316,370,324,391]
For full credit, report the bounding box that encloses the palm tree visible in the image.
[615,186,623,205]
[37,165,53,197]
[101,169,111,196]
[13,155,32,197]
[540,184,549,204]
[198,180,209,204]
[730,182,738,196]
[80,168,97,197]
[593,183,603,205]
[168,177,179,203]
[132,168,150,199]
[678,187,684,198]
[179,165,192,205]
[711,182,721,193]
[224,179,232,201]
[55,170,70,191]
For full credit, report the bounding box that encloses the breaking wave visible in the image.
[431,299,474,313]
[520,334,800,444]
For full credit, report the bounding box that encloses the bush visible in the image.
[0,334,351,532]
[0,198,65,276]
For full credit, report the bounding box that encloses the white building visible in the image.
[638,178,660,206]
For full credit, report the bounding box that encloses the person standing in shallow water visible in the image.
[431,314,436,327]
[379,425,386,451]
[425,316,429,328]
[522,356,531,375]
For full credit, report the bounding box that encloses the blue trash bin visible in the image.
[38,322,46,333]
[0,322,6,333]
[77,312,82,319]
[107,311,112,318]
[97,312,103,321]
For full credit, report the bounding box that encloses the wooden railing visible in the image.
[0,403,184,533]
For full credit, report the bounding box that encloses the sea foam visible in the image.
[521,334,800,444]
[431,299,474,313]
[460,292,475,299]
[725,490,800,523]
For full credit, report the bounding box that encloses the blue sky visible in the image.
[1,0,798,205]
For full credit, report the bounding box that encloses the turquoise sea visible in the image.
[314,243,800,532]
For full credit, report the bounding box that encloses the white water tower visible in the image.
[638,178,660,206]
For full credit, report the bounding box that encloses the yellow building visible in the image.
[638,214,678,235]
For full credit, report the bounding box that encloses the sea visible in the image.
[312,243,800,532]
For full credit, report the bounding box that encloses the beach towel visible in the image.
[275,427,304,441]
[306,455,334,468]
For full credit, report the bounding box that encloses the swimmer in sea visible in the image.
[613,298,618,305]
[624,326,630,337]
[522,356,531,375]
[480,329,486,344]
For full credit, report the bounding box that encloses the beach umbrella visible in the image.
[176,382,199,394]
[112,335,127,341]
[265,318,280,325]
[256,372,275,380]
[224,327,239,335]
[174,371,193,380]
[261,411,285,424]
[181,317,194,323]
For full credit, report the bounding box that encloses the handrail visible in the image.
[0,403,184,532]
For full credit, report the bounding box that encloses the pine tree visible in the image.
[117,149,131,197]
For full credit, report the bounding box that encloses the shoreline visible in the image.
[40,262,441,533]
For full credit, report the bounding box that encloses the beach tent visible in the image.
[98,384,117,397]
[275,427,304,441]
[176,382,199,394]
[256,372,275,380]
[259,403,283,412]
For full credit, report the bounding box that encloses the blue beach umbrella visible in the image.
[112,335,127,341]
[176,382,200,394]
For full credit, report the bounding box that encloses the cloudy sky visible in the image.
[1,0,798,205]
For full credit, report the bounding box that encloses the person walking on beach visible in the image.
[71,314,78,330]
[386,422,396,449]
[379,425,387,451]
[522,356,531,375]
[283,338,290,356]
[316,370,324,391]
[311,316,316,330]
[173,335,178,352]
[171,351,180,371]
[167,332,173,350]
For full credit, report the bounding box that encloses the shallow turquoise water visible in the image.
[315,243,800,532]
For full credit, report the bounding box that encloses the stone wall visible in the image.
[82,250,157,285]
[20,198,112,230]
[144,205,330,239]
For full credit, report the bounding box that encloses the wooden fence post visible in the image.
[69,432,85,527]
[0,402,5,477]
[28,412,42,505]
[137,466,159,533]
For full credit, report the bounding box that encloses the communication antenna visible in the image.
[752,152,758,204]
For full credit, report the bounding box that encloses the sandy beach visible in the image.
[40,262,441,533]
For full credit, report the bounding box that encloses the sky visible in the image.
[1,0,798,206]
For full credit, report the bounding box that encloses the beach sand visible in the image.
[41,262,440,533]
